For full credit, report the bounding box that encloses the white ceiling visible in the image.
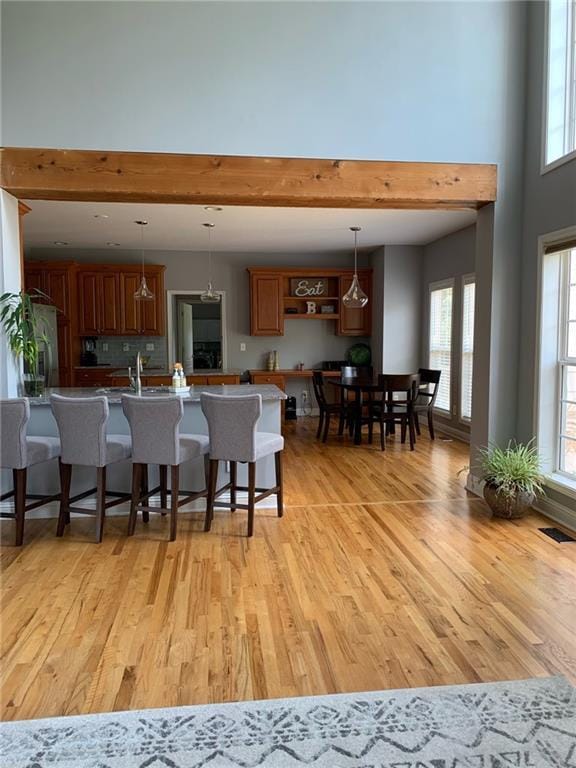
[23,200,476,253]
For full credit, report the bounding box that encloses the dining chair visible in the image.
[370,374,420,451]
[340,365,374,437]
[414,368,442,440]
[312,371,348,442]
[121,395,210,541]
[50,394,132,543]
[201,393,284,537]
[0,398,61,546]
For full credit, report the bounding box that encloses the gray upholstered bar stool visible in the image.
[0,398,61,546]
[50,394,132,543]
[200,392,284,538]
[121,395,210,541]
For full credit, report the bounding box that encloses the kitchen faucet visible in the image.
[128,351,143,394]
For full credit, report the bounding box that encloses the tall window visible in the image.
[460,277,476,421]
[545,0,576,167]
[428,281,453,412]
[558,248,576,476]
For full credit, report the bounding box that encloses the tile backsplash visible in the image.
[95,336,168,369]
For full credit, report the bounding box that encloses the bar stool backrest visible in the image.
[0,398,30,469]
[201,393,262,463]
[122,395,183,466]
[50,394,109,467]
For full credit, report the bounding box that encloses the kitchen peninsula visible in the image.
[18,384,286,505]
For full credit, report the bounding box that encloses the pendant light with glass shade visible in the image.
[342,226,369,309]
[201,222,220,303]
[133,220,155,301]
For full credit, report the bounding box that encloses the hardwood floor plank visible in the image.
[1,419,575,720]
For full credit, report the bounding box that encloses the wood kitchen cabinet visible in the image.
[120,268,165,335]
[247,267,372,337]
[338,272,372,336]
[249,272,283,336]
[77,265,165,336]
[78,270,120,335]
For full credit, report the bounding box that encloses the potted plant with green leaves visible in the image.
[479,440,545,519]
[0,290,50,397]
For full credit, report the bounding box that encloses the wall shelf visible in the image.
[248,266,372,337]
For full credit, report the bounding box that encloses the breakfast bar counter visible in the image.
[2,385,286,509]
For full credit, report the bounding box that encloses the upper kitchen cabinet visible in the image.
[78,270,120,335]
[77,264,165,336]
[249,271,284,336]
[248,267,372,337]
[338,272,372,336]
[120,267,165,335]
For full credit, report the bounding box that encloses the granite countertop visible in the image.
[107,368,244,377]
[29,384,286,405]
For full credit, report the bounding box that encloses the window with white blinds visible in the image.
[460,278,476,421]
[428,282,453,412]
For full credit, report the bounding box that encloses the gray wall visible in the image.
[382,246,423,372]
[3,0,529,449]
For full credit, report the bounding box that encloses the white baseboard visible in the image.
[465,472,484,497]
[0,491,277,521]
[434,423,471,443]
[533,495,576,532]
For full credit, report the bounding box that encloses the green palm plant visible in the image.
[0,290,50,395]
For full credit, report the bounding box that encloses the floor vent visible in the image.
[539,527,576,543]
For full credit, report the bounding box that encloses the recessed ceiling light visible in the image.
[53,241,68,246]
[94,214,109,219]
[106,242,121,247]
[204,206,223,212]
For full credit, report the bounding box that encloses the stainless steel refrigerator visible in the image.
[29,304,59,387]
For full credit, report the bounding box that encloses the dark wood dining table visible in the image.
[329,375,423,445]
[328,376,387,445]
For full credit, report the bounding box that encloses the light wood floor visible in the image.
[1,420,575,722]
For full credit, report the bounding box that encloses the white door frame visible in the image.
[166,290,228,371]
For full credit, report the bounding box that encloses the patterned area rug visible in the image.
[1,676,575,767]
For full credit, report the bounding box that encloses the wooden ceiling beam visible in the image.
[0,147,496,210]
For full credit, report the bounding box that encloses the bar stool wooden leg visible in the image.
[13,468,26,547]
[128,463,142,536]
[247,461,256,538]
[57,460,71,537]
[230,461,237,512]
[141,465,149,523]
[205,459,218,532]
[170,465,179,542]
[95,466,106,543]
[159,465,167,514]
[275,452,283,518]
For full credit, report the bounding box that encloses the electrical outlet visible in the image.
[240,343,246,352]
[102,343,108,352]
[302,391,308,402]
[122,343,130,352]
[146,343,154,351]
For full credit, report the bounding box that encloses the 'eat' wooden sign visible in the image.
[290,278,328,297]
